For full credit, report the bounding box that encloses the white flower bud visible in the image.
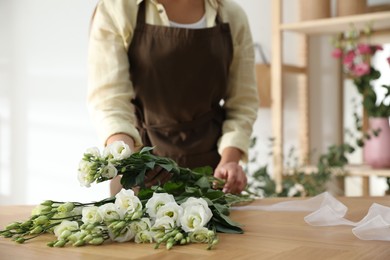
[189,227,211,243]
[134,230,154,243]
[108,224,135,243]
[82,206,103,224]
[101,163,118,179]
[53,220,79,238]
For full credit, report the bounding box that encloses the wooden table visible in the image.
[1,196,390,259]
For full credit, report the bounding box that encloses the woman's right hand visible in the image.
[107,134,136,196]
[106,133,136,151]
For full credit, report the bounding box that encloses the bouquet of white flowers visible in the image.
[0,141,252,250]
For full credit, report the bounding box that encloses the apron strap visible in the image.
[215,11,223,25]
[136,1,146,26]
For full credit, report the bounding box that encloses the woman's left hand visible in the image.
[214,162,247,194]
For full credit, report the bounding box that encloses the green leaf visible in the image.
[145,161,155,169]
[204,190,225,201]
[135,169,146,187]
[140,146,154,154]
[137,188,154,201]
[163,182,185,194]
[159,163,174,172]
[212,221,243,234]
[211,213,243,234]
[194,176,211,189]
[192,166,213,176]
[121,172,136,189]
[184,186,202,197]
[213,203,230,216]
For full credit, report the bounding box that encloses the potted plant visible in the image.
[332,26,390,168]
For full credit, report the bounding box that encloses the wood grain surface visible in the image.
[1,196,390,260]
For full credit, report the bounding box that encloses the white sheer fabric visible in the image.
[233,192,390,241]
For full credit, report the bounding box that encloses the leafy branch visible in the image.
[81,146,253,234]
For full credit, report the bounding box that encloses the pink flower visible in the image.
[331,48,343,58]
[357,43,371,55]
[343,50,355,65]
[352,62,370,77]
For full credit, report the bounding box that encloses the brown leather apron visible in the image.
[128,1,233,169]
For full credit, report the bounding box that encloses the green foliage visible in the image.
[247,140,355,198]
[105,148,252,234]
[354,70,390,117]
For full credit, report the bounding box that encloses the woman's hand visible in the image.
[107,134,136,196]
[214,162,247,194]
[214,147,247,194]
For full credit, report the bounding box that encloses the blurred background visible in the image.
[0,0,389,205]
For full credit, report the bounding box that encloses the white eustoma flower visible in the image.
[180,198,213,232]
[115,189,143,219]
[103,141,132,161]
[82,206,103,224]
[77,160,96,187]
[98,203,121,222]
[53,220,79,238]
[135,230,154,243]
[108,224,135,242]
[145,193,176,218]
[71,206,83,216]
[85,147,101,158]
[101,163,118,179]
[155,202,183,226]
[180,197,209,211]
[151,216,176,231]
[189,227,213,243]
[130,218,152,233]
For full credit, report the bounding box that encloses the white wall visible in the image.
[0,0,388,205]
[0,0,109,205]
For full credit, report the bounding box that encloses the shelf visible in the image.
[283,64,306,74]
[344,164,390,178]
[280,11,390,35]
[285,164,390,178]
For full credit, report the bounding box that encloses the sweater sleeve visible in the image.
[218,1,259,162]
[87,0,143,148]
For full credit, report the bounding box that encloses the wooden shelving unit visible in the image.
[271,0,390,195]
[280,11,390,34]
